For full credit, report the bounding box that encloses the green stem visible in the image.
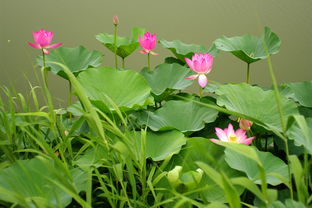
[147,53,151,71]
[114,24,118,69]
[86,169,92,206]
[42,49,48,88]
[68,81,72,106]
[199,86,203,98]
[40,67,56,125]
[259,166,268,204]
[267,57,285,132]
[68,81,72,120]
[122,58,125,68]
[42,49,46,69]
[246,63,250,84]
[266,54,293,198]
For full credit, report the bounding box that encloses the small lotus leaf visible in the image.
[96,27,145,58]
[132,130,187,161]
[160,39,219,61]
[141,63,193,95]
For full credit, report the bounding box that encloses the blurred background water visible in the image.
[1,0,311,106]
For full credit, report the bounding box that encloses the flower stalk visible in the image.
[199,86,203,98]
[122,57,125,68]
[41,49,49,88]
[246,63,250,84]
[113,20,118,69]
[147,53,151,71]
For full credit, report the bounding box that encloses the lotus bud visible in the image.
[113,15,119,25]
[167,166,182,188]
[239,119,253,131]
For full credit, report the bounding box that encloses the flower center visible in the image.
[228,134,238,143]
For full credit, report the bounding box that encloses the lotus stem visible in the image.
[199,86,203,98]
[246,63,250,84]
[68,81,73,119]
[41,49,48,88]
[68,81,72,106]
[122,57,125,68]
[42,49,46,69]
[114,24,118,69]
[266,54,293,199]
[147,53,151,71]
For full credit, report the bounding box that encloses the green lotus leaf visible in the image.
[268,199,306,208]
[77,67,152,111]
[0,157,87,207]
[286,115,312,154]
[74,145,109,171]
[36,46,103,80]
[137,100,218,132]
[160,39,219,62]
[167,137,243,202]
[224,146,289,185]
[132,130,187,161]
[214,27,280,64]
[281,81,312,108]
[216,83,299,132]
[141,63,193,95]
[96,27,145,58]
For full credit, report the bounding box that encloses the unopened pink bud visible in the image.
[113,15,119,25]
[239,119,253,131]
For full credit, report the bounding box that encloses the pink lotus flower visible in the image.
[239,119,253,131]
[138,32,158,55]
[28,29,62,54]
[185,53,214,88]
[210,123,255,145]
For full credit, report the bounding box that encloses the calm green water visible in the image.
[1,0,312,105]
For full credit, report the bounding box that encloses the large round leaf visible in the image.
[216,83,299,132]
[160,39,219,61]
[36,46,103,80]
[137,100,218,132]
[141,63,193,95]
[224,146,289,185]
[214,27,280,64]
[96,27,145,58]
[281,81,312,108]
[0,157,87,207]
[77,67,152,111]
[132,130,187,161]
